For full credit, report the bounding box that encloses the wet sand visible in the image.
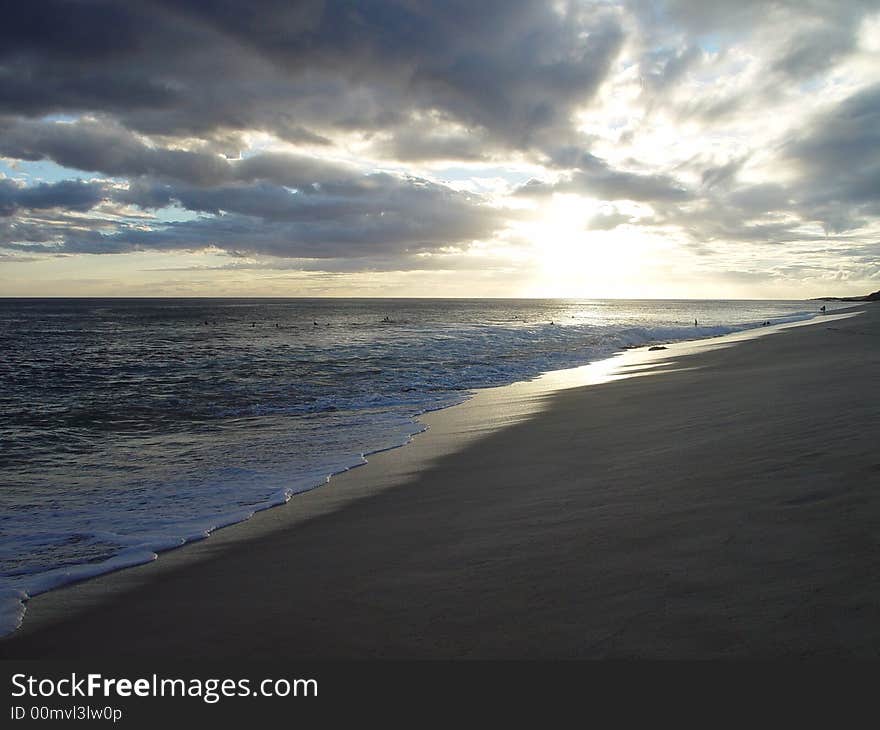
[3,304,879,659]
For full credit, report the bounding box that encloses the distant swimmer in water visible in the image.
[820,305,827,313]
[382,316,391,323]
[313,321,318,326]
[694,318,698,327]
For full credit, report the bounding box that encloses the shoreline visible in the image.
[3,304,877,658]
[0,307,830,637]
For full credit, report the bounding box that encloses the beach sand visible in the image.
[3,304,878,659]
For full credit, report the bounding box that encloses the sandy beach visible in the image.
[3,304,878,659]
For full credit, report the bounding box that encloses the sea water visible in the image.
[0,297,840,633]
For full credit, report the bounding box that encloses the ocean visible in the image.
[0,297,837,633]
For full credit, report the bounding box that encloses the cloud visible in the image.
[771,24,856,79]
[786,83,880,195]
[0,118,353,186]
[638,45,704,95]
[586,207,638,230]
[773,83,880,232]
[1,1,624,156]
[0,178,106,216]
[626,0,877,130]
[519,152,691,202]
[0,0,878,295]
[0,251,38,262]
[371,117,495,162]
[0,116,505,261]
[8,172,504,259]
[630,0,874,37]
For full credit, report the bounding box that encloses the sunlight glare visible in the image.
[526,195,654,297]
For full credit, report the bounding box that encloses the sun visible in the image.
[522,194,655,298]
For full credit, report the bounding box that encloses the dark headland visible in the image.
[813,289,880,302]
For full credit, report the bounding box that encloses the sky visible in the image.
[1,0,879,298]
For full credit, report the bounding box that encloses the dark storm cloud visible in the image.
[1,1,624,153]
[0,178,106,216]
[158,0,624,149]
[405,11,623,150]
[0,1,192,117]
